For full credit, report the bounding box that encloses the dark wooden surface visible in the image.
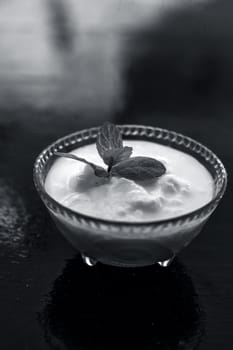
[0,1,233,349]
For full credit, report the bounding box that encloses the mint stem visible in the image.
[107,158,114,173]
[54,151,94,168]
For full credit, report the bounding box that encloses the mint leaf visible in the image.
[96,122,123,156]
[96,122,124,167]
[93,166,109,178]
[111,156,166,181]
[102,146,133,167]
[54,152,108,178]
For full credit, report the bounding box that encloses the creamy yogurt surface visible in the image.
[45,141,214,222]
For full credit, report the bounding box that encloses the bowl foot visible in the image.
[81,253,175,268]
[158,256,174,267]
[81,254,97,267]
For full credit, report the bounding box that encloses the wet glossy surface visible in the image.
[39,258,204,350]
[1,0,233,349]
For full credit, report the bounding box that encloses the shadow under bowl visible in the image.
[33,125,227,267]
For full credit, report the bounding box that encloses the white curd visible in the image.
[45,141,214,222]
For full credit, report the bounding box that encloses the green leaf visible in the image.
[102,146,133,167]
[111,156,166,181]
[96,122,124,166]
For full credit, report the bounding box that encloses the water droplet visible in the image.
[0,179,29,248]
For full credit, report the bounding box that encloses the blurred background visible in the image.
[1,0,232,174]
[0,0,232,122]
[1,0,233,152]
[1,1,233,349]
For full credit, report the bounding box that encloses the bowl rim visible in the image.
[33,124,228,227]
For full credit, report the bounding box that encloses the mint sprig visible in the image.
[55,122,166,181]
[96,122,133,170]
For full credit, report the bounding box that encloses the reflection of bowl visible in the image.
[39,256,204,350]
[33,125,227,267]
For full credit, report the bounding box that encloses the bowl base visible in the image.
[81,253,175,268]
[81,254,97,267]
[157,256,174,267]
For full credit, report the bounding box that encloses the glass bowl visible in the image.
[33,125,227,267]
